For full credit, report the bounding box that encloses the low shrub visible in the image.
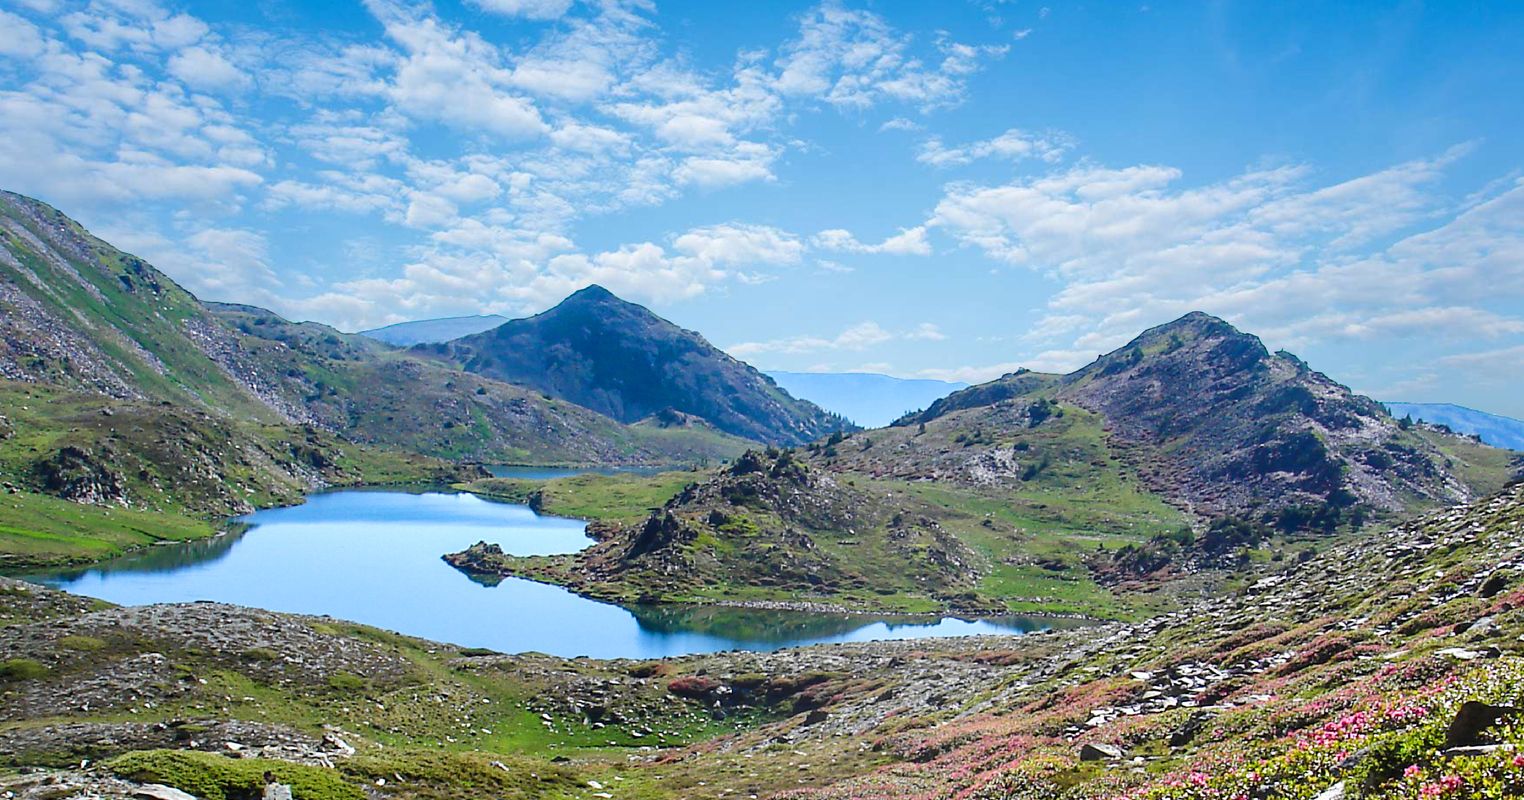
[0,658,49,682]
[107,750,363,800]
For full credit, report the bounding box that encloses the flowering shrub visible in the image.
[666,675,720,698]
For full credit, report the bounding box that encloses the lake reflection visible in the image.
[19,490,1082,659]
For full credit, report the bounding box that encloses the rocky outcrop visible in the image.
[34,445,128,506]
[447,449,987,611]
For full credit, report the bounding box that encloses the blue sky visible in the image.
[2,1,1523,416]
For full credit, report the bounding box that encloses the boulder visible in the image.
[1079,742,1124,761]
[1446,701,1518,748]
[134,785,198,800]
[1312,780,1345,800]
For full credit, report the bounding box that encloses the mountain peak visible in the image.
[561,283,621,306]
[438,286,847,445]
[1147,310,1243,340]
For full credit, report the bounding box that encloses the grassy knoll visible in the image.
[461,469,709,524]
[0,490,216,569]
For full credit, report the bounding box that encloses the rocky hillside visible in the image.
[896,312,1513,523]
[0,190,279,420]
[207,304,750,465]
[0,380,471,523]
[448,448,988,613]
[4,481,1523,800]
[442,314,1515,621]
[0,191,748,470]
[427,285,848,446]
[774,481,1524,800]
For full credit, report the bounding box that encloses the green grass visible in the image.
[459,418,1189,619]
[1413,428,1519,499]
[462,470,708,523]
[0,490,217,568]
[108,750,364,800]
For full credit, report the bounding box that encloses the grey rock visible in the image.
[134,784,198,800]
[1312,780,1345,800]
[1079,742,1124,761]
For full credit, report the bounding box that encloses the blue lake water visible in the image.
[21,490,1083,659]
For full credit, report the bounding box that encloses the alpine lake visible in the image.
[21,473,1086,659]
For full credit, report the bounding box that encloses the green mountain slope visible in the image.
[446,314,1516,620]
[0,190,280,420]
[207,303,750,465]
[901,312,1512,522]
[0,380,470,567]
[0,191,749,471]
[428,285,849,446]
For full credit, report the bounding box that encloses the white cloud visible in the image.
[60,4,210,54]
[288,118,408,169]
[729,320,947,359]
[467,0,574,21]
[672,224,803,265]
[167,45,249,92]
[0,10,46,58]
[673,152,776,188]
[813,225,932,256]
[913,362,1025,383]
[1438,344,1524,374]
[907,322,946,341]
[265,172,402,215]
[730,322,894,358]
[366,1,548,138]
[772,3,1005,110]
[97,224,280,303]
[917,128,1073,167]
[280,218,807,329]
[918,147,1524,378]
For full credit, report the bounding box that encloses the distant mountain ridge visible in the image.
[765,371,967,428]
[1383,402,1524,451]
[361,314,508,346]
[426,285,849,446]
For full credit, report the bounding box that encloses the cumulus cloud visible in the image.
[366,0,548,138]
[96,224,280,303]
[772,3,1006,110]
[813,225,932,255]
[467,0,575,20]
[167,45,249,91]
[917,128,1073,167]
[921,147,1524,374]
[0,9,46,58]
[278,220,807,330]
[729,320,946,359]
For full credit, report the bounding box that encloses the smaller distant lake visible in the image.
[485,464,675,480]
[18,490,1088,659]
